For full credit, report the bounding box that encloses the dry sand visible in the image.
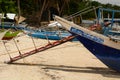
[0,33,120,80]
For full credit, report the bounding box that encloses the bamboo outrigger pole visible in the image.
[2,41,12,60]
[13,38,22,55]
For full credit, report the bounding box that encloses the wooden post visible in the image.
[48,9,51,23]
[93,6,97,19]
[80,14,82,24]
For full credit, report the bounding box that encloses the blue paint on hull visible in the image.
[0,25,25,30]
[71,32,120,72]
[0,25,78,41]
[29,31,78,41]
[29,32,63,40]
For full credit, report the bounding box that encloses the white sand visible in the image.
[0,33,120,80]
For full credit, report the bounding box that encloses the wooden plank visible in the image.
[6,35,76,63]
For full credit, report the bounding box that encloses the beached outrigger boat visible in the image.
[24,29,78,41]
[23,22,77,41]
[28,31,74,40]
[54,8,120,72]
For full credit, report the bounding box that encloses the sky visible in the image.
[92,0,120,6]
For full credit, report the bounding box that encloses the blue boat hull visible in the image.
[71,32,120,71]
[30,32,63,40]
[29,31,78,41]
[0,25,78,41]
[0,25,25,30]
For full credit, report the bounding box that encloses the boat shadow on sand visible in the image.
[11,63,120,78]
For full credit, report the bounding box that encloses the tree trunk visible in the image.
[48,9,50,23]
[38,0,47,26]
[56,3,60,15]
[59,1,65,16]
[17,0,21,20]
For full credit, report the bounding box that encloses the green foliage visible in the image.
[65,0,120,20]
[20,0,36,15]
[0,0,17,13]
[4,30,20,37]
[67,0,79,14]
[1,0,120,24]
[91,1,102,7]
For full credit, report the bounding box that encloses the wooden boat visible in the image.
[24,29,78,41]
[0,22,27,30]
[29,31,71,40]
[54,15,120,72]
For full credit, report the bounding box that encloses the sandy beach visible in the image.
[0,33,120,80]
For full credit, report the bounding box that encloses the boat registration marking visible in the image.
[70,27,104,43]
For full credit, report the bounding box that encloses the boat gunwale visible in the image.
[54,16,120,50]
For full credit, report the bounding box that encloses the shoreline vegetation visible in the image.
[1,0,120,27]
